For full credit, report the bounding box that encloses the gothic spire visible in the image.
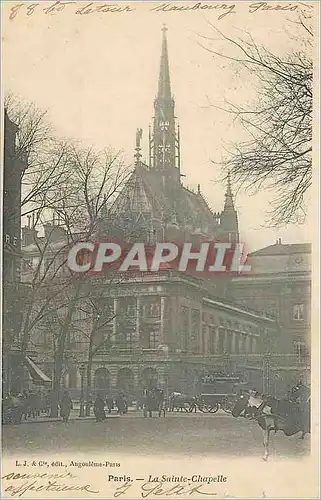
[220,171,239,242]
[158,25,171,101]
[151,25,180,181]
[223,172,235,212]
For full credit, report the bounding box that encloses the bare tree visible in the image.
[73,276,119,416]
[19,139,130,416]
[199,15,313,226]
[4,94,75,220]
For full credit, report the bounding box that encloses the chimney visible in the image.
[22,226,38,246]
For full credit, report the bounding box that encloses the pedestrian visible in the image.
[34,391,41,417]
[22,391,29,420]
[59,390,73,423]
[116,392,126,415]
[45,390,52,416]
[106,395,114,414]
[123,396,128,414]
[94,394,106,422]
[11,393,24,424]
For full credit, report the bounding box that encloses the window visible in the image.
[149,331,159,349]
[191,309,200,353]
[294,342,309,358]
[181,306,189,352]
[126,331,135,349]
[202,324,207,353]
[209,326,216,354]
[292,304,304,320]
[142,301,160,318]
[150,302,160,316]
[126,304,136,317]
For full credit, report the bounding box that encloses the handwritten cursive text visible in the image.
[7,0,310,21]
[113,480,218,498]
[2,471,99,498]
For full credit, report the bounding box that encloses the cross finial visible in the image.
[162,24,168,33]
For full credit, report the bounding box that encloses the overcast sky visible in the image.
[2,1,316,251]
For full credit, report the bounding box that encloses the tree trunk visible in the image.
[17,292,36,394]
[85,342,94,416]
[50,341,65,417]
[50,280,82,417]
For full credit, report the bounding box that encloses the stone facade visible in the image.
[229,240,311,358]
[18,29,310,401]
[2,110,28,394]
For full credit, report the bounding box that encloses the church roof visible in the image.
[249,242,311,257]
[111,163,217,230]
[108,27,237,241]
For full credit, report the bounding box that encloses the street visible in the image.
[2,411,310,459]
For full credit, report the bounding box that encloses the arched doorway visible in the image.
[94,367,111,398]
[117,368,134,394]
[168,366,185,394]
[141,367,158,389]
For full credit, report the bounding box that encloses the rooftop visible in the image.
[249,242,311,257]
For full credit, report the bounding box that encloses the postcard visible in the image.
[1,1,319,498]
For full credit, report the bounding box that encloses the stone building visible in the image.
[2,109,28,393]
[104,27,239,249]
[20,28,307,402]
[3,109,26,281]
[21,225,279,399]
[230,239,312,359]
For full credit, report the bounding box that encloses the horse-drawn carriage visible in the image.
[197,393,236,413]
[166,373,245,413]
[197,372,245,414]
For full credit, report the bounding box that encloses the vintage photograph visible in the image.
[1,1,319,498]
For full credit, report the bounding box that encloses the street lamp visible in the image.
[79,363,86,417]
[263,351,271,395]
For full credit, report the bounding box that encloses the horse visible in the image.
[168,392,197,412]
[232,384,310,461]
[142,388,165,417]
[116,393,128,415]
[288,382,311,439]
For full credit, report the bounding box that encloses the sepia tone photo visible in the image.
[1,1,319,498]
